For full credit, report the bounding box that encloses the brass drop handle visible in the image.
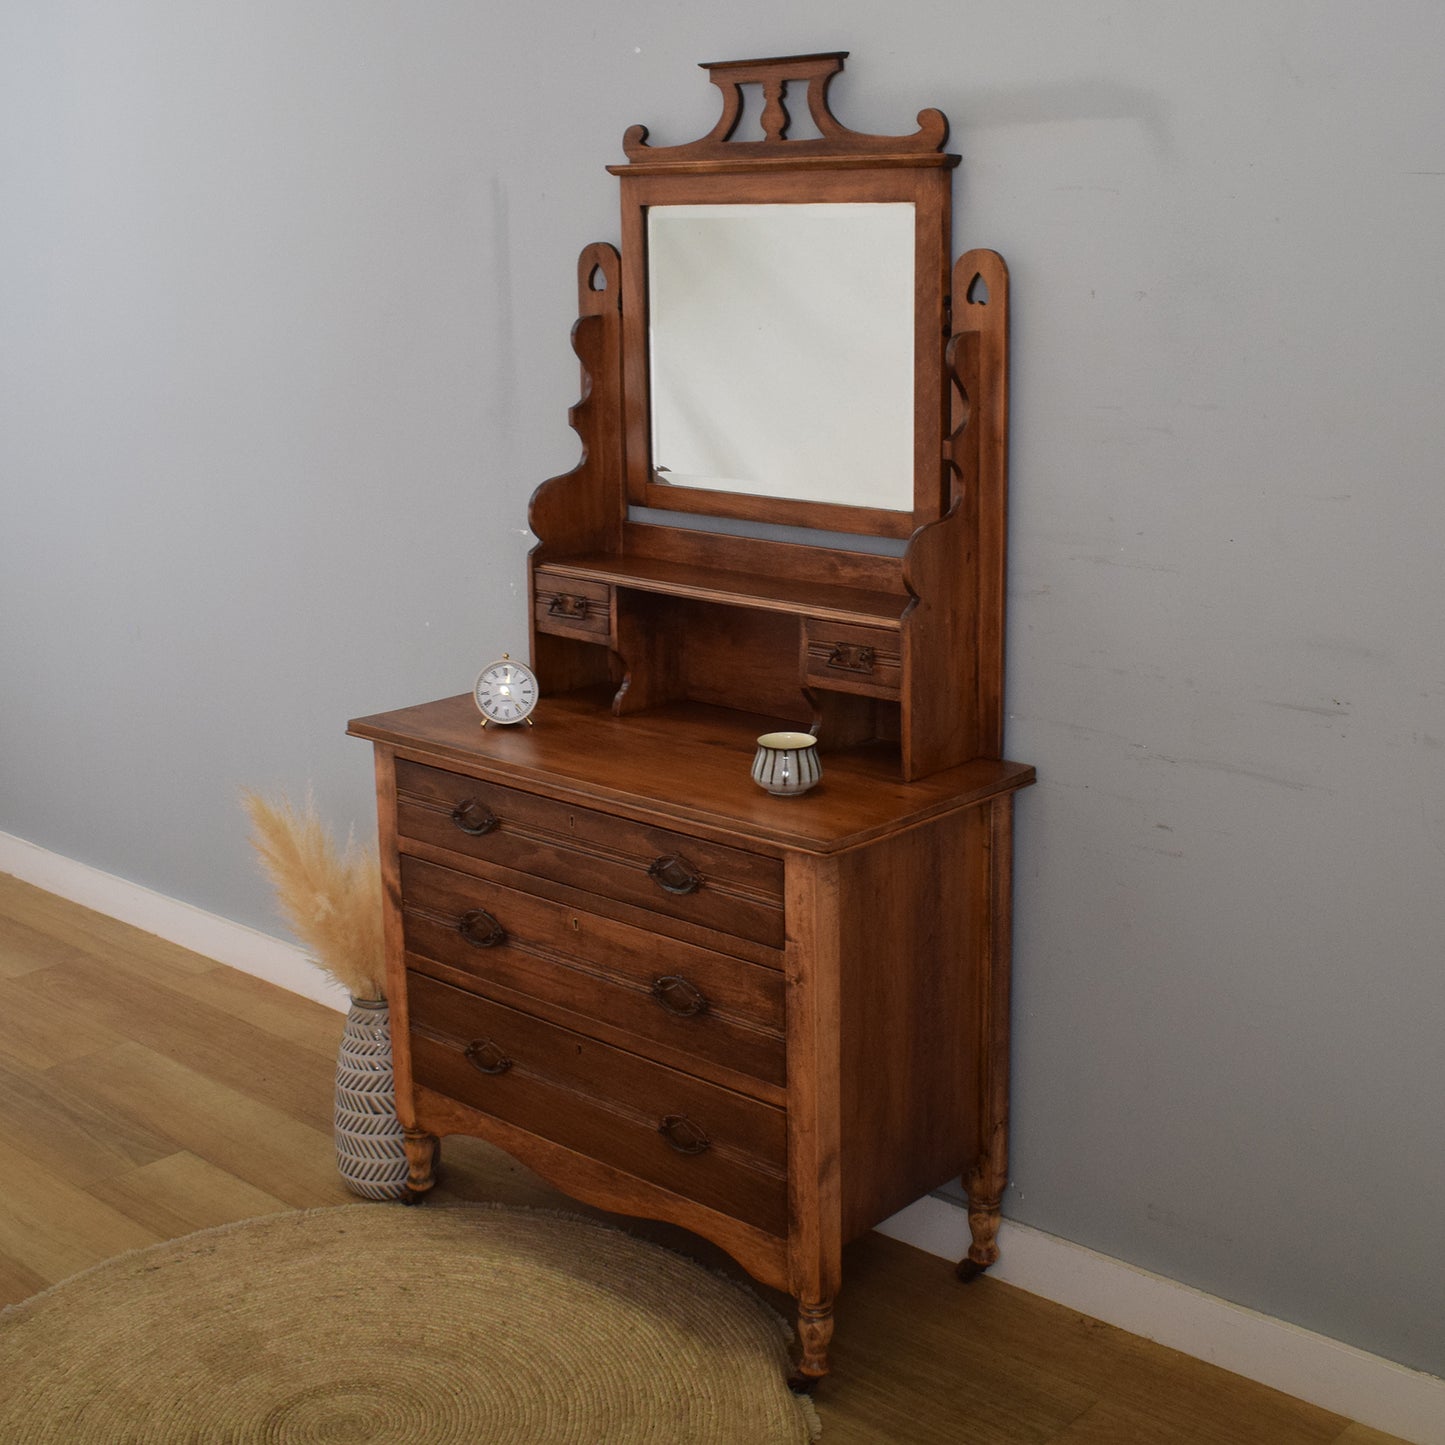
[826,642,876,675]
[647,854,702,896]
[547,593,590,620]
[464,1038,513,1075]
[450,798,499,836]
[458,908,506,949]
[651,975,709,1018]
[658,1114,710,1155]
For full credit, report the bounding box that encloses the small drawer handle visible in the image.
[464,1038,513,1075]
[458,908,506,949]
[547,593,590,620]
[826,642,876,675]
[450,798,499,836]
[651,975,709,1018]
[658,1114,710,1156]
[647,854,702,896]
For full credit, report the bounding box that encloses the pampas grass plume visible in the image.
[242,789,386,1001]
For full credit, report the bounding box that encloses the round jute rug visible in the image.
[0,1204,820,1443]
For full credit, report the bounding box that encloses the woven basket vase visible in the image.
[334,997,410,1200]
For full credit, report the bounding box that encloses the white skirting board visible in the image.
[878,1201,1445,1444]
[0,830,349,1013]
[3,829,1442,1444]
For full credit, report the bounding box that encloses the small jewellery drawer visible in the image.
[532,570,613,643]
[394,760,785,948]
[408,973,788,1236]
[802,619,902,700]
[399,856,785,1090]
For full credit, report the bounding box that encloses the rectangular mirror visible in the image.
[647,202,916,513]
[613,57,956,541]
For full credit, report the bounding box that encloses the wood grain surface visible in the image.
[349,691,1034,854]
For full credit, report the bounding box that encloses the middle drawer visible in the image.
[400,855,786,1093]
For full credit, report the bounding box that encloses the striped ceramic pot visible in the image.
[334,997,410,1200]
[751,731,822,797]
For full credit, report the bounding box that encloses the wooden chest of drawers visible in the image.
[350,690,1033,1384]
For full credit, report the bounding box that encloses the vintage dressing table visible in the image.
[348,52,1034,1387]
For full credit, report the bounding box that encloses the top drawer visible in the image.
[394,759,785,949]
[533,571,614,644]
[802,618,902,700]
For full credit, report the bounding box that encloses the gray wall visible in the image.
[3,1,1442,1377]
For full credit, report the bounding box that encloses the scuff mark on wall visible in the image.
[1261,699,1350,718]
[1067,553,1181,573]
[1132,750,1326,792]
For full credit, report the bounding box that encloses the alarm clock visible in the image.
[472,655,539,727]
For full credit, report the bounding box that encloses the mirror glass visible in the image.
[647,202,915,513]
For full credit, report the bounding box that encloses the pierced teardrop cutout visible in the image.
[966,272,990,306]
[587,265,608,292]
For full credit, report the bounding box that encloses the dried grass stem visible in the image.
[242,789,386,1001]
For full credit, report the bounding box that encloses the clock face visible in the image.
[473,658,539,726]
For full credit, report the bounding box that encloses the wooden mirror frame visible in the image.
[612,52,957,541]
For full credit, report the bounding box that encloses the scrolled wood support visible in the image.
[527,241,625,698]
[899,245,1012,777]
[954,250,1010,761]
[526,241,624,559]
[949,248,1009,519]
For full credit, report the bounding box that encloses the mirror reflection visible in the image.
[647,202,916,513]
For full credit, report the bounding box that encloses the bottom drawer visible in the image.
[407,972,788,1236]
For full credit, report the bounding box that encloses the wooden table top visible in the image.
[349,689,1034,855]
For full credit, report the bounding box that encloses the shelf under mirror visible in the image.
[535,554,906,628]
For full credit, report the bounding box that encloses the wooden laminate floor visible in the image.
[0,873,1408,1445]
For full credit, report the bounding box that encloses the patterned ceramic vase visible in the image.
[334,997,410,1200]
[751,731,822,797]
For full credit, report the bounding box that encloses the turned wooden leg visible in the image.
[957,1170,1003,1282]
[402,1128,439,1203]
[787,1299,834,1392]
